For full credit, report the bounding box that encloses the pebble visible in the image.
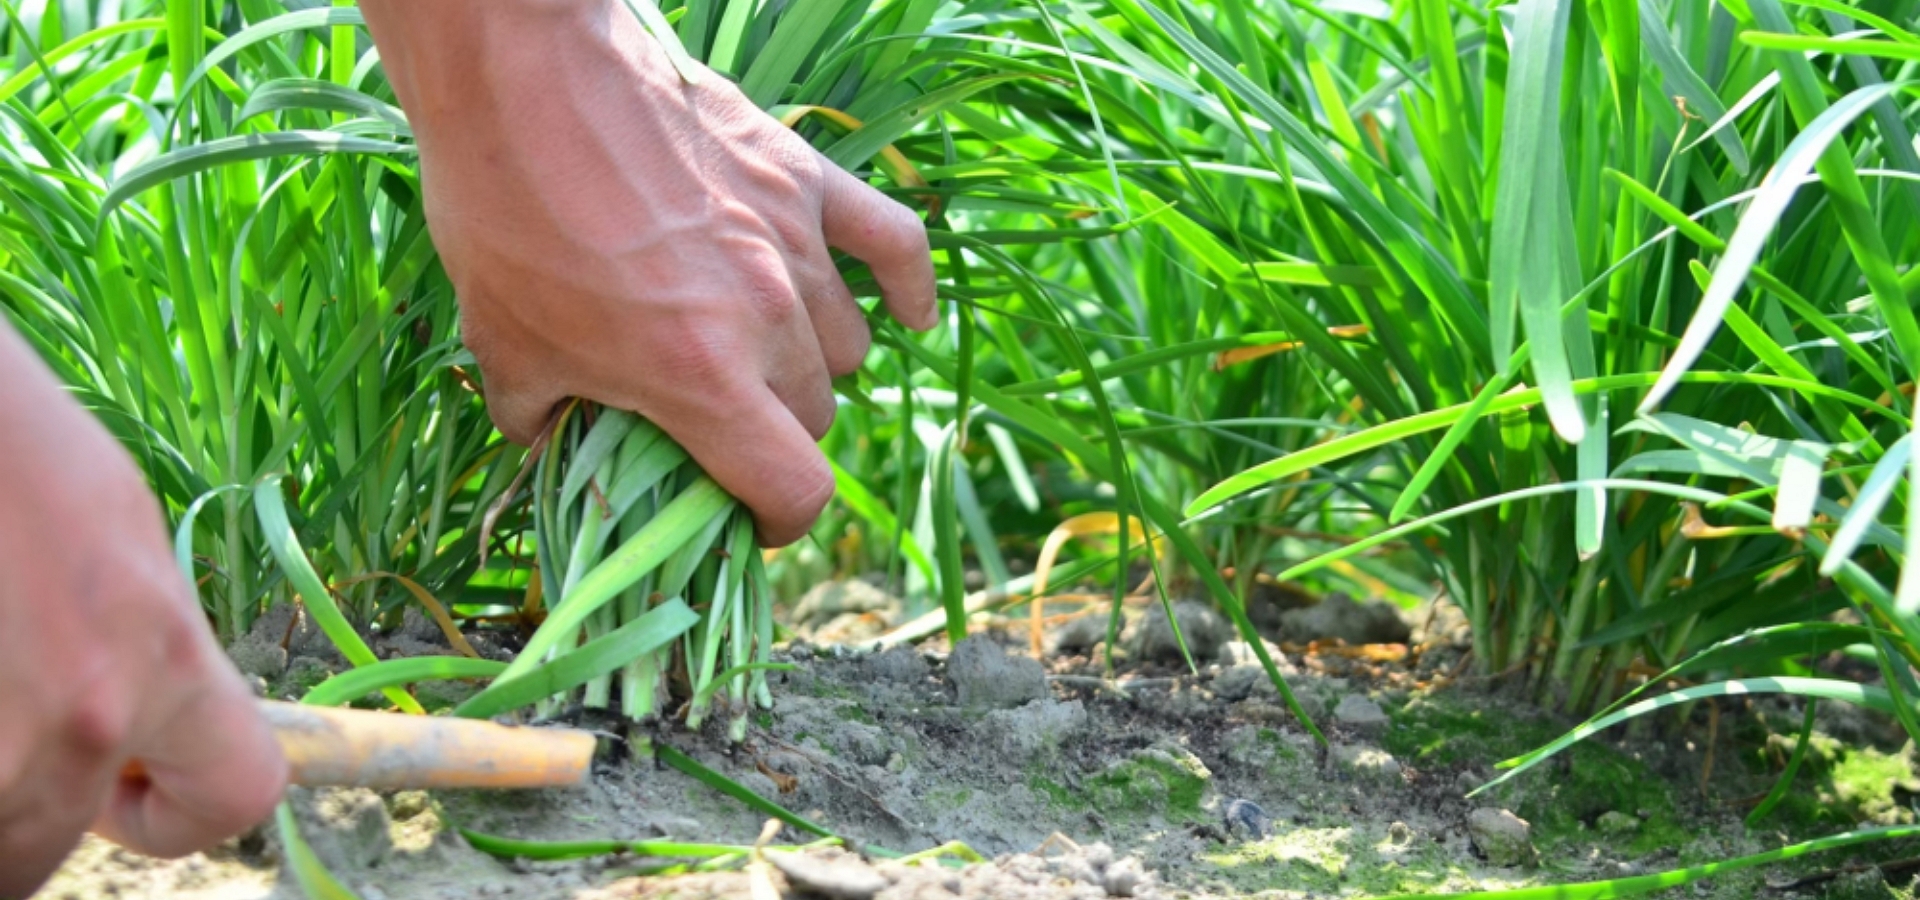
[1222,798,1272,839]
[1103,857,1145,897]
[1279,592,1411,645]
[1052,614,1111,656]
[1333,694,1390,733]
[1465,808,1537,868]
[387,791,431,821]
[1211,665,1274,701]
[1333,744,1403,782]
[865,644,931,684]
[766,850,891,900]
[1131,600,1230,664]
[1597,810,1640,835]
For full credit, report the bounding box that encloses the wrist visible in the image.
[360,0,673,136]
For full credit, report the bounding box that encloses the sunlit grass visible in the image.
[4,0,1920,892]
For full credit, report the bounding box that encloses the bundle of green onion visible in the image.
[499,404,775,740]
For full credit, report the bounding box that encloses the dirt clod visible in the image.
[1221,798,1271,839]
[766,848,891,899]
[1465,808,1536,868]
[794,581,903,644]
[1333,744,1403,783]
[226,632,288,679]
[1131,600,1228,664]
[1051,615,1109,656]
[947,636,1048,708]
[1333,695,1389,734]
[867,645,932,684]
[1596,810,1639,836]
[1280,593,1410,646]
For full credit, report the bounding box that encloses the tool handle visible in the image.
[261,700,598,790]
[120,700,598,791]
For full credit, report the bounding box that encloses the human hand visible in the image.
[0,324,287,898]
[361,0,938,547]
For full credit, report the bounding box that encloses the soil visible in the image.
[36,593,1920,900]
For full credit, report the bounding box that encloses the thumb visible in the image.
[93,659,285,858]
[481,375,566,448]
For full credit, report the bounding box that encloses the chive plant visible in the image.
[0,4,517,656]
[5,0,1920,832]
[533,405,773,737]
[9,0,1920,886]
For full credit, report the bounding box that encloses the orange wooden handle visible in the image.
[122,700,598,791]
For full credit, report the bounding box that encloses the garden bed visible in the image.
[41,597,1912,900]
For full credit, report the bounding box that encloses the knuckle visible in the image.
[61,677,135,759]
[741,268,800,323]
[656,326,746,395]
[767,214,818,259]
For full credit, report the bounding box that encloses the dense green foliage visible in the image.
[4,0,1920,887]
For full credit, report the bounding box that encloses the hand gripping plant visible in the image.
[513,404,776,740]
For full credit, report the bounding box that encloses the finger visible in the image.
[792,253,872,377]
[93,668,285,858]
[481,376,567,447]
[659,383,835,547]
[763,319,839,441]
[818,161,937,331]
[0,780,103,899]
[0,727,122,898]
[461,315,566,446]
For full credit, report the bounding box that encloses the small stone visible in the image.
[394,606,442,643]
[412,678,479,711]
[1596,810,1639,836]
[643,814,705,837]
[946,636,1048,709]
[1333,694,1390,734]
[1103,857,1145,897]
[1387,821,1413,845]
[1222,798,1271,839]
[1051,614,1110,656]
[1219,640,1298,672]
[1048,854,1100,886]
[1210,666,1262,702]
[866,644,931,683]
[388,791,431,821]
[1333,744,1403,782]
[1466,808,1537,868]
[277,656,336,701]
[983,699,1088,757]
[288,786,392,871]
[1828,865,1887,900]
[1131,600,1230,664]
[1081,842,1114,872]
[792,580,901,638]
[765,850,889,900]
[225,633,288,680]
[1454,770,1485,797]
[1279,592,1411,645]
